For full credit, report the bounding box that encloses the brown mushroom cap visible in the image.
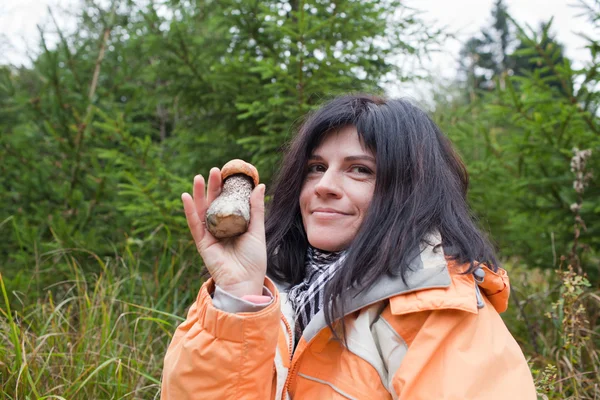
[220,159,260,186]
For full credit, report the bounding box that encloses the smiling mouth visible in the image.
[312,209,348,217]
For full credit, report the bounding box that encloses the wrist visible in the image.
[219,278,265,298]
[241,294,272,304]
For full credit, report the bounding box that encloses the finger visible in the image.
[206,167,222,206]
[193,175,207,220]
[247,184,266,238]
[192,174,220,249]
[182,192,205,244]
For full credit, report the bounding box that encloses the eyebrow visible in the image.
[308,154,376,163]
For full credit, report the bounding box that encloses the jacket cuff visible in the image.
[213,284,274,313]
[196,277,280,343]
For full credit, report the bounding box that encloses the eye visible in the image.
[350,165,373,175]
[307,164,326,173]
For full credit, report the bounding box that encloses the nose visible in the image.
[314,168,342,198]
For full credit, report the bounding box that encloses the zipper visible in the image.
[280,313,297,399]
[281,314,294,364]
[282,330,329,399]
[282,352,301,400]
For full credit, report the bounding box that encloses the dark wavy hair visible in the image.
[265,94,498,336]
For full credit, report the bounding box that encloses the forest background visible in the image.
[0,0,599,398]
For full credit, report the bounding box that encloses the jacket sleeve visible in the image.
[213,284,274,313]
[161,277,281,400]
[387,304,537,400]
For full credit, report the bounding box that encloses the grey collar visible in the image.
[272,232,452,343]
[302,259,450,342]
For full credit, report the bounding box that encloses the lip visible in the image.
[312,208,348,215]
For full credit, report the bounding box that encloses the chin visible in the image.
[307,235,349,252]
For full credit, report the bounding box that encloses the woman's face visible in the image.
[299,125,376,251]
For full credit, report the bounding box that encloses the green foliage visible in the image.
[1,0,599,397]
[0,0,437,278]
[458,0,568,98]
[505,262,600,399]
[0,243,199,399]
[458,0,513,93]
[437,14,599,272]
[438,5,600,395]
[0,0,438,395]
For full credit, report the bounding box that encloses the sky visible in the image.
[0,0,594,101]
[395,0,594,101]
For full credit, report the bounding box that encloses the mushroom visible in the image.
[205,159,260,239]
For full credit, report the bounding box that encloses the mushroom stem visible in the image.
[205,174,254,239]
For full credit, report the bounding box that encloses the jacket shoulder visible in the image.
[388,260,511,316]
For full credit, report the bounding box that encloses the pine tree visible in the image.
[458,0,568,100]
[459,0,514,98]
[0,0,440,269]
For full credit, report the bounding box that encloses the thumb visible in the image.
[247,184,266,237]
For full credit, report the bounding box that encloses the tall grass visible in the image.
[0,151,598,398]
[2,248,598,399]
[508,148,600,399]
[0,239,200,399]
[503,262,600,399]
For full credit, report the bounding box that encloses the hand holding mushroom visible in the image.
[181,160,267,298]
[205,159,260,239]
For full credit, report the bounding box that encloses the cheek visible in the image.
[355,186,375,216]
[299,184,312,217]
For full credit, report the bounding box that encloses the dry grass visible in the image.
[0,245,195,399]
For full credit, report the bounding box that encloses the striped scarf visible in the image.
[287,246,347,339]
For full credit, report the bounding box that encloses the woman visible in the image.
[161,94,536,399]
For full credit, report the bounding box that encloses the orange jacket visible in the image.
[161,244,536,399]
